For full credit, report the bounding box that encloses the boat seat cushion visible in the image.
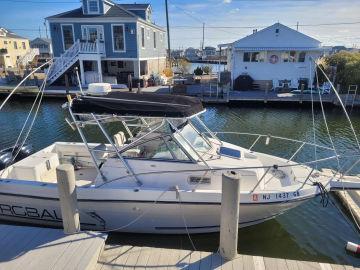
[114,132,126,147]
[10,152,59,181]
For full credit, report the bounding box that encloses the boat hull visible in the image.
[0,190,307,234]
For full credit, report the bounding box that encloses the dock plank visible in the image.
[231,255,244,270]
[133,247,151,270]
[211,253,223,270]
[123,245,142,270]
[199,251,212,270]
[177,249,191,269]
[253,256,265,270]
[297,260,322,270]
[166,248,181,270]
[145,247,163,269]
[188,250,201,270]
[263,257,288,270]
[243,254,255,270]
[0,225,106,270]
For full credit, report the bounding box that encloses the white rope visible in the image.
[314,65,341,170]
[0,60,52,111]
[178,191,197,251]
[309,59,318,169]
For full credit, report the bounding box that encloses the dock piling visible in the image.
[56,164,80,234]
[219,171,241,261]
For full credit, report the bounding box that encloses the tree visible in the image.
[323,51,360,89]
[193,66,203,76]
[202,65,212,75]
[178,59,191,75]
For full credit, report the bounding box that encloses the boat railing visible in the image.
[202,131,335,162]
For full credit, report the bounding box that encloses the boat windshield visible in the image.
[169,120,212,159]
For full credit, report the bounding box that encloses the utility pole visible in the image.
[165,0,171,67]
[39,26,41,38]
[296,22,299,31]
[202,23,205,51]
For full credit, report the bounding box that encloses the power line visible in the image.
[171,21,360,29]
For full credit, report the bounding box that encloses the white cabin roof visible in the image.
[232,23,321,50]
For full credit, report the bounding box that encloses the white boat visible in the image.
[0,89,359,234]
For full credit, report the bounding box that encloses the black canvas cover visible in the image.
[71,92,204,118]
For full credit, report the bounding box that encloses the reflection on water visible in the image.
[1,100,360,265]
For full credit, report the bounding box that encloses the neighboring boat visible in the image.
[0,91,359,234]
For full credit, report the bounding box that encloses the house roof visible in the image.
[118,4,151,10]
[31,37,52,44]
[0,27,28,40]
[47,5,135,19]
[232,23,321,50]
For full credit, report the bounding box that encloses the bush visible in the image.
[178,59,191,75]
[323,51,360,88]
[194,66,203,76]
[202,65,212,75]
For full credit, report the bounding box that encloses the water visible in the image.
[1,99,360,265]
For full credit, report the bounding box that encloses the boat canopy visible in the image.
[71,92,204,118]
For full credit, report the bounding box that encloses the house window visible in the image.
[282,51,297,62]
[14,42,17,49]
[22,42,26,50]
[243,52,251,62]
[88,0,99,13]
[61,25,74,50]
[243,52,265,62]
[117,61,124,68]
[153,31,156,49]
[282,52,289,62]
[289,51,296,62]
[82,25,104,42]
[4,41,7,45]
[147,28,150,39]
[112,24,125,52]
[141,27,145,48]
[298,52,306,62]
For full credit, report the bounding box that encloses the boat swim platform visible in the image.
[0,224,107,270]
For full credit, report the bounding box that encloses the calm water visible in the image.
[1,99,360,265]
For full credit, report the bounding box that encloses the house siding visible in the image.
[50,22,138,58]
[137,22,166,59]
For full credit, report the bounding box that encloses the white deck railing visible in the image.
[79,40,105,55]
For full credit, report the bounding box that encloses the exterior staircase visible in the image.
[47,39,105,85]
[16,48,39,67]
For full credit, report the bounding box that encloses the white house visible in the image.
[222,23,326,90]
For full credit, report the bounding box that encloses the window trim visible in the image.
[140,26,145,49]
[61,24,75,51]
[81,25,105,42]
[153,30,156,49]
[87,0,100,14]
[111,24,126,53]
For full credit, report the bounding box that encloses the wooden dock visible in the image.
[0,224,107,270]
[97,244,359,270]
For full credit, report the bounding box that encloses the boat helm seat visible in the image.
[114,132,126,147]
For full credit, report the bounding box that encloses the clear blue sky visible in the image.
[0,0,359,49]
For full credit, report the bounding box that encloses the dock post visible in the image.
[300,83,304,104]
[219,171,240,261]
[56,164,80,234]
[264,82,269,104]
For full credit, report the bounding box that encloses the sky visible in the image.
[0,0,359,49]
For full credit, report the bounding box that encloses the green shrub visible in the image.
[194,66,203,76]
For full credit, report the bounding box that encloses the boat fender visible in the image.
[346,242,360,253]
[0,152,12,170]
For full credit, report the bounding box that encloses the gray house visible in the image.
[30,38,53,64]
[46,0,167,85]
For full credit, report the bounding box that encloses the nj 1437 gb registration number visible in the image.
[252,191,300,202]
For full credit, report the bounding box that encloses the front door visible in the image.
[81,25,104,43]
[61,24,74,50]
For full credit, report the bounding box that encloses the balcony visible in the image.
[79,40,105,56]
